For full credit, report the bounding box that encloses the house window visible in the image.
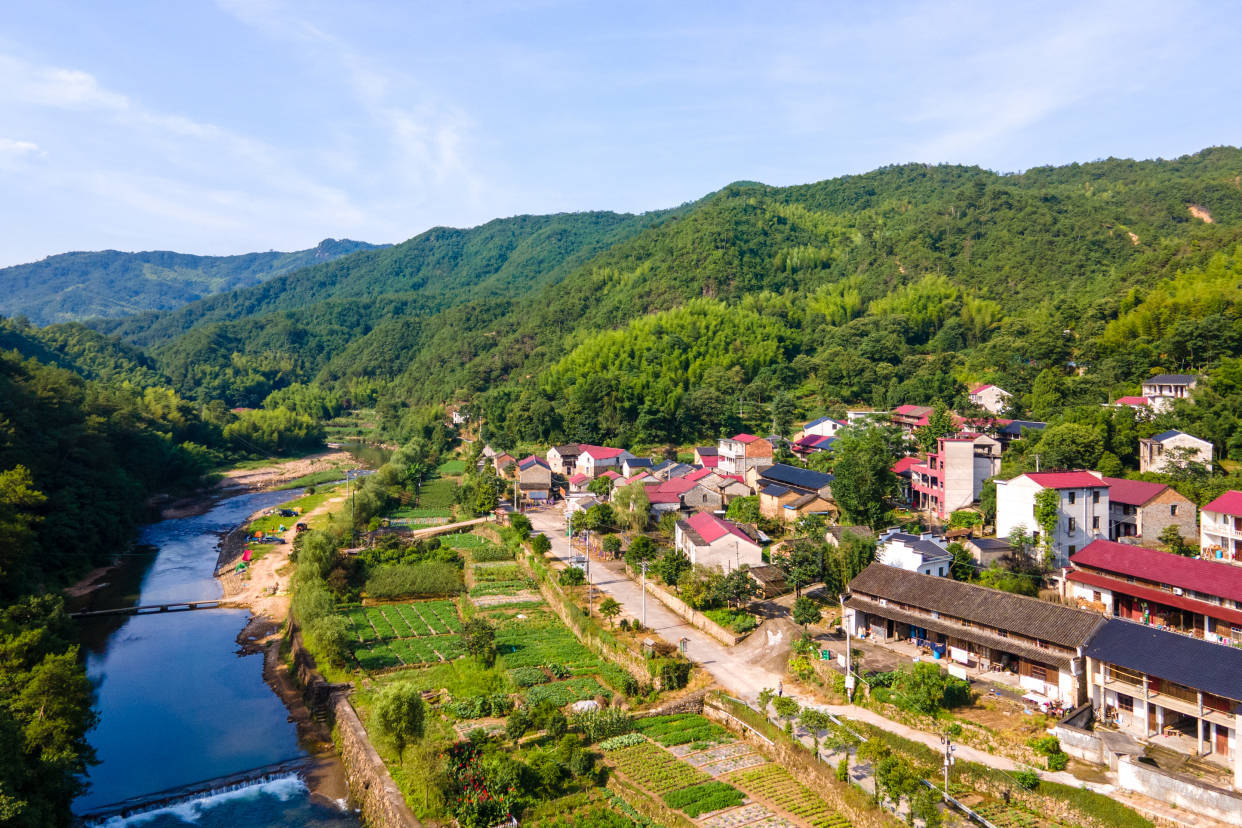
[1093,591,1102,602]
[1092,516,1100,530]
[1170,505,1178,517]
[1069,545,1077,556]
[1029,664,1047,682]
[1068,517,1076,532]
[1092,491,1100,505]
[1068,492,1076,505]
[1117,694,1134,712]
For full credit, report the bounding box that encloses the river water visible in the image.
[73,490,361,827]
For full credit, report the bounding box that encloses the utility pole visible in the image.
[942,734,955,795]
[842,596,854,702]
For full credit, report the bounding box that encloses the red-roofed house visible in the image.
[968,384,1012,414]
[996,471,1110,567]
[1113,395,1151,409]
[675,512,763,570]
[790,434,837,459]
[1099,476,1196,543]
[576,445,635,477]
[493,453,517,474]
[891,404,934,434]
[1067,539,1242,646]
[693,446,720,468]
[567,473,591,494]
[1202,491,1242,564]
[717,433,773,475]
[892,455,919,506]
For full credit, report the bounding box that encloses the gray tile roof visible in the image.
[1084,619,1242,704]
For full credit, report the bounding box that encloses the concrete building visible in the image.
[576,445,635,478]
[546,444,582,476]
[965,537,1013,566]
[890,404,934,435]
[910,433,1001,521]
[1099,476,1196,543]
[1140,374,1198,411]
[717,433,774,475]
[1201,491,1242,564]
[674,512,763,571]
[801,415,847,439]
[968,384,1012,414]
[1139,430,1214,474]
[876,529,951,576]
[844,563,1103,705]
[1084,619,1242,788]
[1067,539,1242,646]
[995,471,1110,568]
[516,456,552,502]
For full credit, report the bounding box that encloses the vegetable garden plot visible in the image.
[342,601,461,640]
[607,740,710,794]
[636,713,731,747]
[662,781,745,818]
[727,765,851,828]
[974,803,1075,828]
[702,803,790,828]
[522,677,606,707]
[494,612,600,670]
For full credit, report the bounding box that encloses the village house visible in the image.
[546,444,582,475]
[1201,491,1242,564]
[891,456,918,506]
[651,459,695,480]
[753,464,835,522]
[717,433,774,475]
[1066,539,1242,647]
[576,445,635,477]
[910,433,1001,521]
[516,456,552,503]
[566,473,592,494]
[1099,476,1196,543]
[994,419,1046,447]
[674,512,763,571]
[621,457,653,477]
[693,446,720,468]
[1084,620,1242,788]
[844,563,1104,705]
[790,433,837,459]
[1140,374,1198,411]
[876,529,952,576]
[800,415,847,439]
[968,384,1012,414]
[964,536,1013,566]
[1110,395,1152,414]
[1138,429,1214,474]
[492,453,516,475]
[643,475,703,515]
[995,471,1110,568]
[890,404,934,434]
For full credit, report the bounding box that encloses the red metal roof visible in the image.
[599,470,621,480]
[568,473,589,485]
[1114,396,1150,406]
[1067,570,1242,627]
[1203,490,1242,517]
[1098,476,1167,506]
[682,468,714,482]
[700,455,721,468]
[891,457,919,475]
[1024,471,1108,489]
[892,404,933,416]
[643,485,681,504]
[578,444,627,460]
[970,384,994,394]
[685,511,754,546]
[731,433,759,443]
[1071,539,1242,604]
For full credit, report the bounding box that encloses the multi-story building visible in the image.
[1138,429,1214,474]
[909,433,1001,521]
[1140,374,1198,411]
[717,433,773,475]
[1201,491,1242,564]
[516,456,552,502]
[844,563,1103,704]
[1084,619,1242,788]
[995,471,1110,567]
[546,444,582,476]
[968,384,1012,414]
[576,445,635,477]
[890,404,934,434]
[1067,539,1242,646]
[876,530,951,576]
[1099,476,1196,543]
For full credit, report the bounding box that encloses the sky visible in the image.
[1,0,1240,267]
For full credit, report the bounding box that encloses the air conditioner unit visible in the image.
[1172,588,1184,596]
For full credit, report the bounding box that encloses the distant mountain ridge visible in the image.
[0,238,384,325]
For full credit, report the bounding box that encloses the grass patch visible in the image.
[437,458,467,476]
[703,608,758,634]
[419,477,457,509]
[472,563,524,582]
[247,488,337,535]
[278,467,349,490]
[366,562,464,598]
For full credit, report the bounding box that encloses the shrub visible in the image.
[772,697,800,718]
[836,756,849,782]
[365,562,463,598]
[509,666,550,687]
[799,709,833,732]
[871,687,893,705]
[1028,734,1062,756]
[1013,769,1040,790]
[559,567,586,586]
[648,658,691,690]
[1047,751,1069,771]
[788,656,815,681]
[599,732,645,751]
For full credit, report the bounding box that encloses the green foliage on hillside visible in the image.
[0,238,380,325]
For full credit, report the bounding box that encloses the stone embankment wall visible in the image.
[333,694,422,828]
[626,567,747,646]
[1118,757,1242,827]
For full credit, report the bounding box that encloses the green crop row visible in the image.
[662,781,745,818]
[729,764,849,828]
[609,740,709,794]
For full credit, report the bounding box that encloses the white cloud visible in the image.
[0,138,41,155]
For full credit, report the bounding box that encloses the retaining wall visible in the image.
[629,570,747,646]
[333,694,422,828]
[1118,757,1242,827]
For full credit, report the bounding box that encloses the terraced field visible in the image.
[341,600,464,670]
[726,765,851,828]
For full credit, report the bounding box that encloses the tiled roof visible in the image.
[969,384,994,394]
[695,446,719,456]
[848,563,1103,649]
[997,420,1046,436]
[1148,429,1204,443]
[1097,477,1167,506]
[685,511,754,545]
[1203,490,1242,517]
[579,444,627,460]
[1144,374,1197,385]
[892,404,934,417]
[599,470,621,480]
[567,473,589,485]
[644,485,682,505]
[1083,619,1242,704]
[1114,396,1149,406]
[1067,570,1242,627]
[552,444,581,456]
[968,537,1012,550]
[1072,539,1242,603]
[1023,471,1108,489]
[731,433,760,444]
[625,457,653,468]
[518,455,549,469]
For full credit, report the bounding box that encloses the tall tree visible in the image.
[831,425,900,529]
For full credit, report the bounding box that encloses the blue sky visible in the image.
[1,0,1239,266]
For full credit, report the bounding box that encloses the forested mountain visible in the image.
[0,238,381,325]
[105,147,1242,455]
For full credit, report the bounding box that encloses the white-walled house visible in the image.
[1140,374,1197,411]
[1201,491,1242,565]
[674,512,762,571]
[995,471,1110,568]
[576,445,635,477]
[1138,429,1214,474]
[801,416,847,439]
[968,384,1012,414]
[876,529,952,576]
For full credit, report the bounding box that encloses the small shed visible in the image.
[748,564,789,598]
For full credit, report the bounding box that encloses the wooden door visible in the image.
[1147,704,1158,735]
[1216,724,1229,756]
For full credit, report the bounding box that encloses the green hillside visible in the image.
[77,147,1242,451]
[0,237,381,325]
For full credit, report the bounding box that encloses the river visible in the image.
[73,490,361,827]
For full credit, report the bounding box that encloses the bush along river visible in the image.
[71,489,361,827]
